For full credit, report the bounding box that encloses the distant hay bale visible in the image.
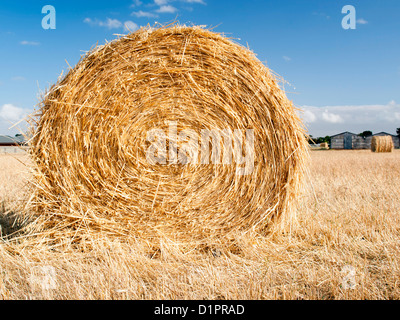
[320,142,329,149]
[371,136,394,153]
[28,25,308,243]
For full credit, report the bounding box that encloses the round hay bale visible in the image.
[320,142,329,149]
[29,25,308,242]
[371,136,394,153]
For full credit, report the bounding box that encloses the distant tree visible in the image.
[324,136,331,144]
[359,130,372,138]
[396,128,400,138]
[307,135,331,145]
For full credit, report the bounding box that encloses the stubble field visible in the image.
[0,150,399,299]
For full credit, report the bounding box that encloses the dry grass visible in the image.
[1,149,400,299]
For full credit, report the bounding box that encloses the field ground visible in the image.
[1,150,400,299]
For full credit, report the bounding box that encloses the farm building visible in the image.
[0,135,26,146]
[0,134,26,147]
[330,131,400,149]
[0,135,19,146]
[0,135,27,153]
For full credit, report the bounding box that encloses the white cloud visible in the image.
[357,18,368,25]
[84,18,123,29]
[124,21,139,32]
[322,111,344,123]
[11,76,26,81]
[155,0,169,5]
[102,18,123,29]
[0,104,31,134]
[182,0,206,4]
[151,0,205,15]
[283,56,291,62]
[0,104,29,123]
[300,101,400,136]
[312,12,330,19]
[131,0,143,7]
[131,10,158,18]
[84,18,139,32]
[303,110,317,123]
[156,5,178,13]
[20,41,40,46]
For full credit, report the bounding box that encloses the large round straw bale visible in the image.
[371,136,394,153]
[29,25,308,242]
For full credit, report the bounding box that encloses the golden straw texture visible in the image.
[371,136,394,153]
[29,25,308,243]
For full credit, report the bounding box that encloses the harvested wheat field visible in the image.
[1,150,400,299]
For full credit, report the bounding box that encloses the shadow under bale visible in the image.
[0,202,28,241]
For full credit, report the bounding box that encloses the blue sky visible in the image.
[0,0,399,136]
